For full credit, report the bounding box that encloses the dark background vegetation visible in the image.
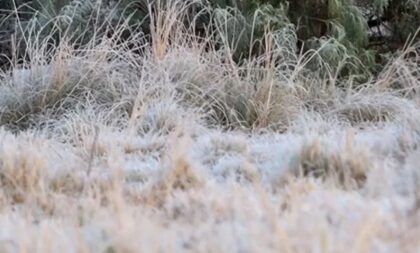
[1,0,419,76]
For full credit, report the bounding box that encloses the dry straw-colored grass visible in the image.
[0,1,419,252]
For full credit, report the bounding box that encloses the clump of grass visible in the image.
[0,42,128,131]
[141,132,204,207]
[0,137,46,204]
[294,135,370,189]
[375,39,420,94]
[0,131,70,217]
[334,92,415,125]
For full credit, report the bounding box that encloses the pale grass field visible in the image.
[0,2,419,252]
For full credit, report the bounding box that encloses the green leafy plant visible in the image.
[1,0,419,80]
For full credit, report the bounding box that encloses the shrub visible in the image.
[373,0,420,46]
[1,0,419,78]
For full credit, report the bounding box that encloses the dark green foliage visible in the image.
[1,0,419,76]
[207,0,372,77]
[211,2,291,61]
[374,0,420,46]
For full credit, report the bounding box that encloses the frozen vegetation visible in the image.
[0,1,419,252]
